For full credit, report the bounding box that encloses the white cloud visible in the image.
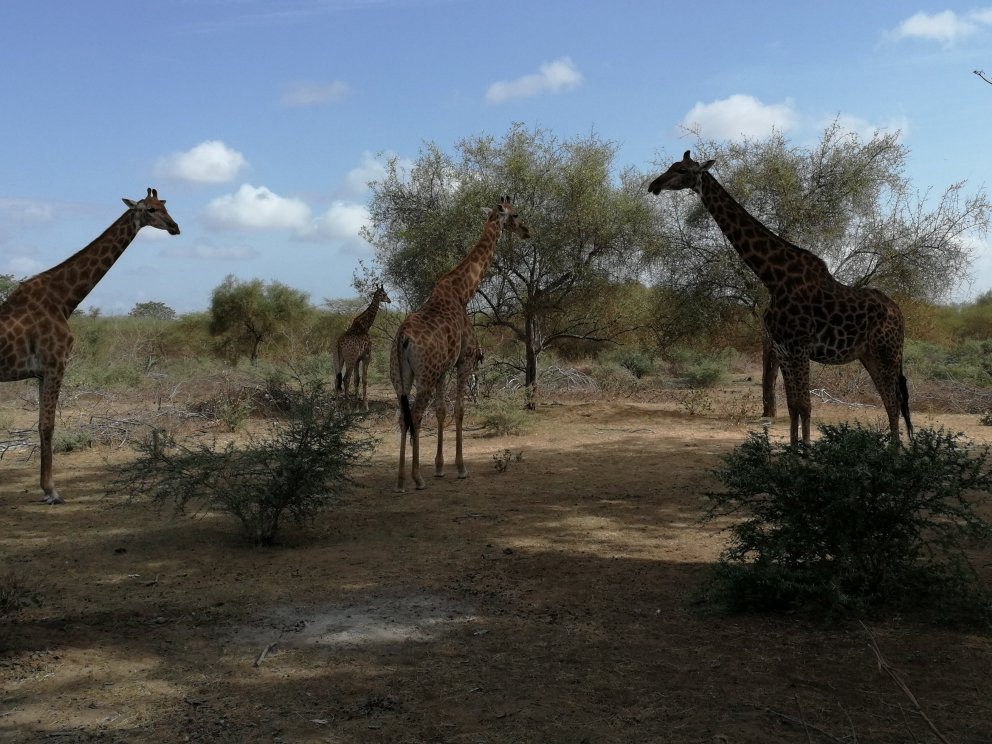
[887,9,992,46]
[818,113,909,141]
[681,94,798,140]
[297,201,370,244]
[7,256,43,276]
[341,151,413,196]
[202,184,311,231]
[160,242,259,261]
[281,80,349,107]
[485,57,583,104]
[343,152,389,196]
[155,141,248,184]
[0,198,56,224]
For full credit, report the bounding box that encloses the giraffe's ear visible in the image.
[122,198,138,208]
[701,160,716,171]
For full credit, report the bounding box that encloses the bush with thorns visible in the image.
[114,378,376,545]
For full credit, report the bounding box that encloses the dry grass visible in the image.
[1,377,991,743]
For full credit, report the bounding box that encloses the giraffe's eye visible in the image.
[146,207,158,213]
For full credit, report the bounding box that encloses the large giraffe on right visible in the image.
[648,151,912,445]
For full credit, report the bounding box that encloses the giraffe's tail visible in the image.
[334,341,344,391]
[394,329,416,437]
[899,366,913,439]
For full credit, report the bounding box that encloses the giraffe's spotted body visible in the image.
[334,285,390,410]
[390,199,530,492]
[649,152,911,445]
[0,188,180,503]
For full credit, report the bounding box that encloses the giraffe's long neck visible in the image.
[38,210,141,317]
[435,217,502,306]
[348,297,382,334]
[697,172,807,288]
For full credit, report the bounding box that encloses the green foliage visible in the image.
[670,348,730,388]
[904,338,992,387]
[646,120,990,341]
[365,124,664,391]
[473,391,533,437]
[603,347,655,379]
[209,275,312,363]
[0,274,19,304]
[129,301,176,320]
[54,429,94,453]
[114,379,376,545]
[704,424,992,624]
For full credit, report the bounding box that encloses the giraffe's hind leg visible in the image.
[861,356,906,442]
[38,372,64,504]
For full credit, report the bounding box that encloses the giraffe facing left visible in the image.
[0,188,180,504]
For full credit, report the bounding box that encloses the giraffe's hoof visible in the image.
[434,471,445,478]
[42,493,64,505]
[457,470,469,480]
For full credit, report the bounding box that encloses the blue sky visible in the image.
[1,1,991,314]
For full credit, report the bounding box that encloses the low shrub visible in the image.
[113,379,376,545]
[473,391,533,437]
[703,424,992,625]
[603,347,655,379]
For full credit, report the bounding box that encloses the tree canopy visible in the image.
[364,123,663,393]
[645,121,991,346]
[208,276,311,363]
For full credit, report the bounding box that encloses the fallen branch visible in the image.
[860,621,951,744]
[810,388,877,409]
[253,642,276,667]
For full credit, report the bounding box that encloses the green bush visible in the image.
[473,391,533,437]
[669,348,730,388]
[603,347,655,379]
[704,424,992,624]
[114,379,376,545]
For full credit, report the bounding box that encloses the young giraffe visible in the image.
[0,188,180,503]
[391,198,530,491]
[648,152,912,445]
[334,285,391,410]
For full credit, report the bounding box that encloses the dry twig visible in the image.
[860,621,952,744]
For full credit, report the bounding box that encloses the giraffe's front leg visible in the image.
[38,373,64,504]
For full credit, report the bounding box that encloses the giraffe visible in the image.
[334,285,391,410]
[0,188,180,503]
[391,198,530,491]
[648,152,912,446]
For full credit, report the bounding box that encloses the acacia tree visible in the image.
[364,124,662,399]
[209,275,311,363]
[129,301,176,320]
[645,121,991,344]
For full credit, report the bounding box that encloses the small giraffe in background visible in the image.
[391,198,530,491]
[648,152,912,445]
[334,285,390,410]
[0,188,180,503]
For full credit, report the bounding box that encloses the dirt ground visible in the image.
[2,380,991,743]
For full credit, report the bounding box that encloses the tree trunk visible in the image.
[524,314,539,410]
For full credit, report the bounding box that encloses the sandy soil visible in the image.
[1,382,991,743]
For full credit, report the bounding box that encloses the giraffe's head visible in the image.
[647,151,715,195]
[123,188,180,235]
[372,284,391,304]
[488,197,531,239]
